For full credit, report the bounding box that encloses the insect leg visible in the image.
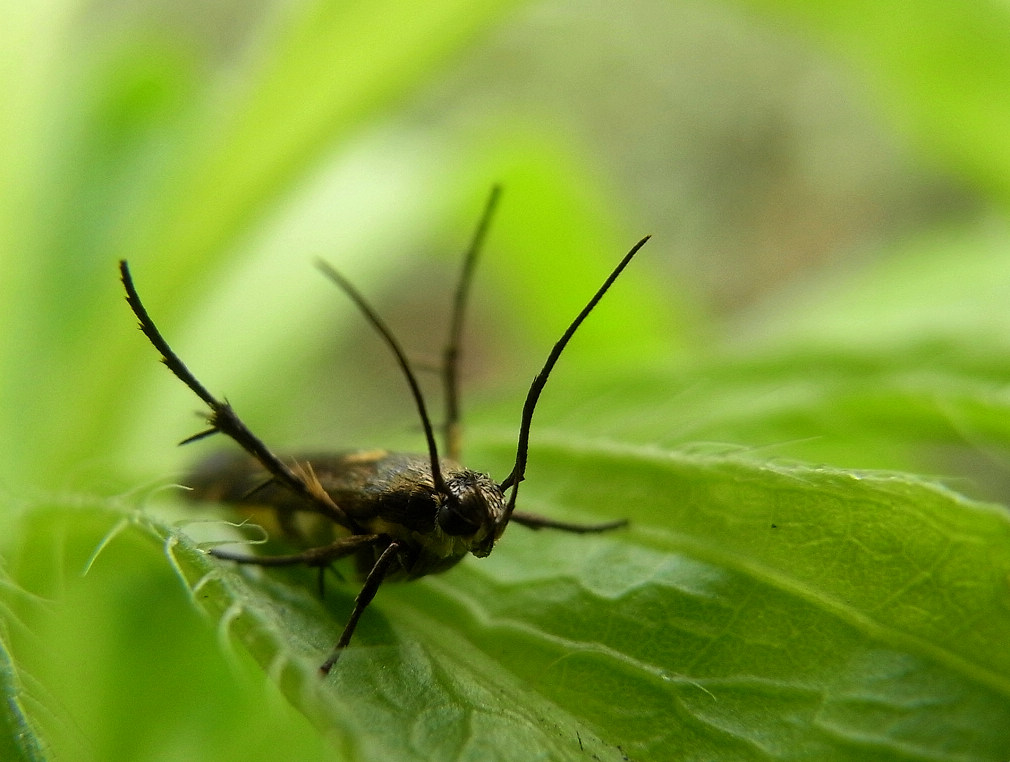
[119,261,351,529]
[209,533,383,567]
[319,539,403,675]
[510,510,628,534]
[212,533,384,599]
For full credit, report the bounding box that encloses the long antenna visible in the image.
[315,259,447,493]
[443,185,502,462]
[120,260,351,527]
[498,235,651,517]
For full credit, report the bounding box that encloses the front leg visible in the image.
[209,533,401,672]
[211,532,386,599]
[510,510,628,533]
[210,533,382,567]
[319,539,404,675]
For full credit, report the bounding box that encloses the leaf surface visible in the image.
[136,441,1010,761]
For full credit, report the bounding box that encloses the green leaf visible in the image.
[114,442,1010,761]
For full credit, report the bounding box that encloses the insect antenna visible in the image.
[314,260,448,494]
[119,261,351,527]
[498,235,651,517]
[443,185,502,462]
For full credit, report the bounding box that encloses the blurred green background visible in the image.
[3,0,1010,760]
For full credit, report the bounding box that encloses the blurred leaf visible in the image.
[3,502,344,762]
[0,633,47,762]
[743,0,1010,205]
[739,220,1010,354]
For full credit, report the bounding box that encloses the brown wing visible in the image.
[184,449,448,543]
[184,450,380,545]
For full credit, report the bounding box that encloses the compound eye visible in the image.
[437,500,481,537]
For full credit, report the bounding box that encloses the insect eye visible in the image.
[436,500,481,537]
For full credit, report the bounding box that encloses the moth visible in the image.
[120,187,649,675]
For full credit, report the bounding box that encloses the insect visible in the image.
[120,187,649,675]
